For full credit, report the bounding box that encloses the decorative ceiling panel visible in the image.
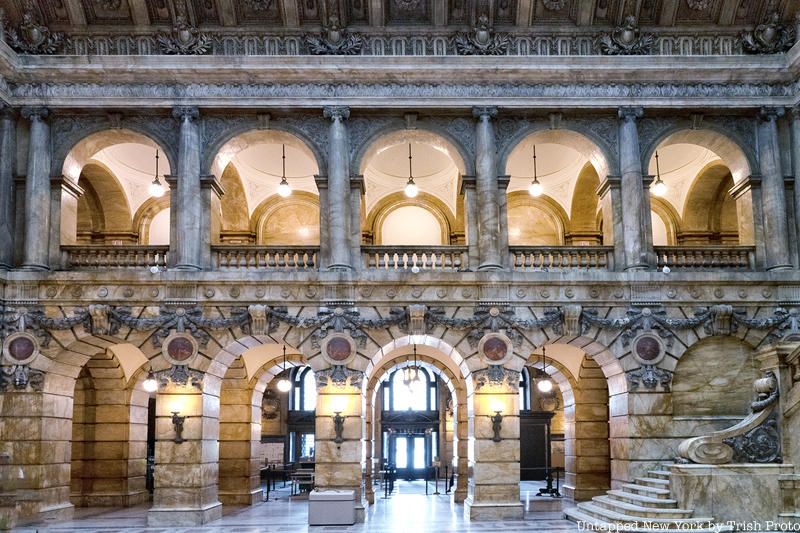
[80,0,135,25]
[346,0,369,25]
[298,0,324,25]
[233,0,283,25]
[192,0,221,25]
[675,0,719,25]
[494,0,516,25]
[33,0,71,24]
[146,0,173,24]
[534,0,573,22]
[385,0,432,26]
[637,0,662,25]
[448,0,469,25]
[734,1,762,25]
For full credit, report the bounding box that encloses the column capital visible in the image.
[618,107,643,121]
[172,105,199,122]
[200,175,225,198]
[497,174,511,191]
[459,175,476,194]
[350,174,365,194]
[21,107,49,121]
[0,104,16,119]
[50,175,84,199]
[323,106,350,121]
[314,174,329,190]
[729,174,762,200]
[472,106,498,120]
[596,176,621,197]
[759,107,785,122]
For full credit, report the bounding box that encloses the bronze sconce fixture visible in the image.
[491,408,503,443]
[333,410,345,447]
[171,411,185,444]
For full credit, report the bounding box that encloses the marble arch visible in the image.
[58,128,176,185]
[354,126,472,177]
[498,125,615,180]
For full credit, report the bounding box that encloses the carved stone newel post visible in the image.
[172,106,203,271]
[758,107,791,270]
[473,107,503,270]
[21,107,51,270]
[324,106,353,270]
[0,106,15,269]
[617,107,650,270]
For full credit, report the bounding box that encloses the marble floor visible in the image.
[17,481,579,532]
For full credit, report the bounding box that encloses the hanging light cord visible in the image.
[155,149,160,178]
[532,145,538,181]
[282,345,287,371]
[655,151,662,181]
[408,143,413,180]
[282,144,286,179]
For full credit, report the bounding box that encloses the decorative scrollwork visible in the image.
[474,366,520,391]
[305,16,364,55]
[597,16,654,56]
[107,306,249,347]
[626,364,672,392]
[155,365,204,389]
[723,416,781,463]
[3,4,66,54]
[686,0,712,10]
[0,365,44,392]
[453,14,510,56]
[741,12,795,54]
[156,15,212,55]
[316,365,363,388]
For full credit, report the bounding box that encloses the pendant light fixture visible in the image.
[143,370,158,393]
[537,346,554,393]
[651,151,667,197]
[405,343,422,393]
[528,144,543,197]
[404,143,419,198]
[276,345,292,392]
[148,149,165,198]
[277,144,292,198]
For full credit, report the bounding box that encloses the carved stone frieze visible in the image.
[597,16,654,56]
[454,14,510,56]
[305,16,364,55]
[156,15,211,55]
[741,12,795,54]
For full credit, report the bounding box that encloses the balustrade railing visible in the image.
[213,245,318,270]
[362,246,467,271]
[655,246,755,270]
[509,246,613,270]
[62,245,168,269]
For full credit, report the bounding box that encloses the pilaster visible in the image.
[315,174,330,269]
[350,175,365,271]
[597,176,624,271]
[729,175,766,269]
[200,175,225,270]
[0,106,16,270]
[460,176,479,271]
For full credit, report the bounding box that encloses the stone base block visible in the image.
[219,489,262,506]
[464,498,524,520]
[147,502,222,526]
[71,491,150,508]
[526,496,564,512]
[670,463,794,525]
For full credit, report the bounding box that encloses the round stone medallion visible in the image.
[478,333,513,365]
[631,333,665,366]
[320,334,357,366]
[161,332,199,366]
[3,332,39,365]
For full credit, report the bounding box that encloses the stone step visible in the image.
[648,469,672,480]
[564,507,732,533]
[607,489,679,508]
[592,495,693,519]
[575,501,716,529]
[635,476,671,488]
[621,483,672,498]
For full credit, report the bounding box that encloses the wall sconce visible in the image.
[490,399,503,443]
[171,411,185,444]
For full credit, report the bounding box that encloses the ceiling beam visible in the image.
[64,0,87,27]
[217,0,237,26]
[282,0,299,27]
[128,0,151,26]
[658,0,679,26]
[370,0,384,26]
[517,0,533,26]
[717,0,739,26]
[575,0,596,26]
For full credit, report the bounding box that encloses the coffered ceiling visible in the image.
[2,0,796,32]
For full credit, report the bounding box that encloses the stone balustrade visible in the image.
[509,246,614,271]
[362,246,467,271]
[654,246,756,270]
[63,245,168,270]
[212,245,318,270]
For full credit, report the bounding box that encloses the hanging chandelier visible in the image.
[403,344,423,393]
[277,144,292,198]
[148,149,165,198]
[404,143,419,198]
[537,345,554,393]
[276,345,292,392]
[651,151,667,197]
[528,144,543,197]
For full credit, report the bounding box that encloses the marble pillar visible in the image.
[20,107,51,271]
[497,175,510,268]
[315,175,330,269]
[0,108,15,269]
[597,177,624,271]
[147,385,222,526]
[323,106,352,271]
[350,175,364,271]
[315,383,366,522]
[465,371,523,520]
[790,107,800,266]
[758,108,791,270]
[199,175,224,270]
[473,107,503,271]
[460,176,479,271]
[730,176,766,269]
[617,107,649,270]
[49,177,82,270]
[172,106,203,271]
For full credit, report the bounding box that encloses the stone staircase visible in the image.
[564,466,731,532]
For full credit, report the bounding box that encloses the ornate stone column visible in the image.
[314,372,367,521]
[758,108,791,270]
[465,368,523,520]
[21,107,51,270]
[172,106,203,271]
[460,176,479,270]
[147,381,223,526]
[617,107,650,270]
[597,177,624,270]
[315,174,330,269]
[790,107,800,266]
[324,106,353,271]
[473,107,503,271]
[497,175,511,268]
[0,106,15,269]
[350,175,364,271]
